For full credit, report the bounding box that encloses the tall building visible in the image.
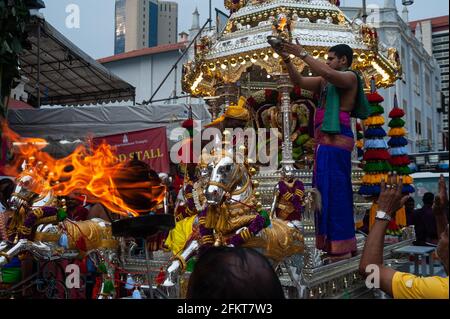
[158,1,178,45]
[149,0,159,47]
[114,0,126,54]
[341,4,443,153]
[114,0,177,54]
[410,16,449,150]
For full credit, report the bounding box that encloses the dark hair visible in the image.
[186,246,285,299]
[423,192,435,206]
[329,44,354,67]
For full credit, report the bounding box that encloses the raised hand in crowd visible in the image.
[432,175,449,238]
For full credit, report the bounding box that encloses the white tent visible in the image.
[7,103,212,157]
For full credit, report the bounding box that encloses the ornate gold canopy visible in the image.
[183,0,401,97]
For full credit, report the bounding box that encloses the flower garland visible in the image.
[197,202,270,250]
[175,181,198,221]
[277,180,305,215]
[388,95,415,195]
[192,183,206,212]
[359,80,391,196]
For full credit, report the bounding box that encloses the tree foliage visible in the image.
[0,0,33,119]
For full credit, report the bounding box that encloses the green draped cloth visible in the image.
[1,268,22,284]
[321,70,369,134]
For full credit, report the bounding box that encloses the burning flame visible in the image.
[1,122,165,217]
[277,16,288,32]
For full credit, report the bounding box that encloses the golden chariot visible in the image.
[175,0,414,299]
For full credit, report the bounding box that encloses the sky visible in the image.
[41,0,449,60]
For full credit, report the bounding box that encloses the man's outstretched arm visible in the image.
[359,174,410,297]
[283,59,322,93]
[282,40,356,89]
[271,42,322,93]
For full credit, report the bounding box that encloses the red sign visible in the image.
[93,127,169,173]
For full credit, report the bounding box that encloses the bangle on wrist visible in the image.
[299,50,308,60]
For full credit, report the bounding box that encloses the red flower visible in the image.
[389,155,411,166]
[356,122,362,131]
[363,149,391,161]
[366,92,384,103]
[389,108,405,118]
[182,119,195,129]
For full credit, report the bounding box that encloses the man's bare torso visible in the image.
[320,72,358,113]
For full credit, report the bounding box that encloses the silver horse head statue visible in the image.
[9,164,55,212]
[204,151,248,206]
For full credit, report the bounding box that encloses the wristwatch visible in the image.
[299,49,308,59]
[375,210,392,222]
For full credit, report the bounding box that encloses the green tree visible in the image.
[0,0,35,119]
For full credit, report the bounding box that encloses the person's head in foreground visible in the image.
[186,246,285,299]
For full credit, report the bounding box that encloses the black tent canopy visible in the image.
[18,17,136,107]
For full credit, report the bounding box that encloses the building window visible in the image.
[427,118,432,142]
[413,60,420,96]
[433,36,449,44]
[425,73,431,104]
[415,109,422,136]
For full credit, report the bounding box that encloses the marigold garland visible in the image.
[364,115,385,126]
[388,127,407,137]
[359,82,391,197]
